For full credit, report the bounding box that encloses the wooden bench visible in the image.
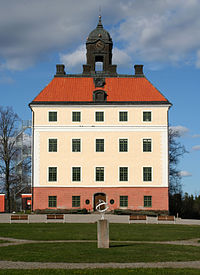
[157,215,175,224]
[129,215,147,224]
[10,215,29,223]
[46,214,64,223]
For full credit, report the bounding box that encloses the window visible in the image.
[119,139,128,152]
[143,139,152,152]
[119,111,128,122]
[93,90,107,102]
[49,111,57,122]
[48,196,57,207]
[95,111,104,122]
[72,167,81,181]
[143,167,152,181]
[72,111,81,122]
[72,196,80,207]
[96,167,104,181]
[72,139,81,152]
[144,196,152,207]
[48,167,57,182]
[49,139,57,152]
[119,167,128,181]
[143,111,151,122]
[96,139,104,152]
[120,196,128,207]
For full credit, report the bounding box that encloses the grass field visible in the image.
[0,242,200,262]
[1,223,200,273]
[0,269,200,275]
[0,223,200,241]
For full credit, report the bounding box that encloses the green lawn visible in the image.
[0,269,200,275]
[0,223,200,241]
[0,242,200,262]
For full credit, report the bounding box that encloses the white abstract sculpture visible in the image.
[96,199,109,220]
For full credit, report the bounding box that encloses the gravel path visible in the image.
[1,261,200,269]
[1,237,200,269]
[1,237,200,247]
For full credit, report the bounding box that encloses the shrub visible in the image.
[34,208,89,214]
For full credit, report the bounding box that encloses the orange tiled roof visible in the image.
[32,77,169,103]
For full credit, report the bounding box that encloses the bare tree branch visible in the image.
[0,106,31,212]
[169,127,187,195]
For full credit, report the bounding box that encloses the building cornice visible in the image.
[29,101,172,107]
[33,125,168,132]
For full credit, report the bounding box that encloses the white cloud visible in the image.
[192,145,200,151]
[60,45,86,72]
[1,1,200,70]
[114,0,200,67]
[170,126,189,136]
[112,48,132,68]
[60,45,132,72]
[179,171,192,177]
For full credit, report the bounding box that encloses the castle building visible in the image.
[29,17,171,212]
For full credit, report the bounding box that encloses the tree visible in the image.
[169,127,187,195]
[0,106,21,212]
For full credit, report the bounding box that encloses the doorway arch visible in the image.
[93,193,106,211]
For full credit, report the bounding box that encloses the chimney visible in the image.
[56,64,66,75]
[134,65,144,76]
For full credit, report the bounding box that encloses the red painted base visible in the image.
[33,187,168,211]
[0,194,5,212]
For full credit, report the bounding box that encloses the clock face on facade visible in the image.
[96,41,104,50]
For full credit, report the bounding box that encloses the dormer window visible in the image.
[93,90,107,102]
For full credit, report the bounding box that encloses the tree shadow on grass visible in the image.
[109,243,133,248]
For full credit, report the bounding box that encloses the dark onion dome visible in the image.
[87,16,112,43]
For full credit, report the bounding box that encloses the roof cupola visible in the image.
[83,16,117,76]
[87,15,112,43]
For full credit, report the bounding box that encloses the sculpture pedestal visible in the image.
[97,219,109,248]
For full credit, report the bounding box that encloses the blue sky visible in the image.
[0,0,199,194]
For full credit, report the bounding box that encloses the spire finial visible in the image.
[99,6,101,18]
[97,7,103,28]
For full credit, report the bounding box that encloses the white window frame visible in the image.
[95,138,105,153]
[94,166,105,182]
[142,166,153,182]
[118,166,129,182]
[47,166,58,182]
[118,137,129,153]
[48,138,58,153]
[71,138,82,153]
[71,166,82,182]
[72,110,82,122]
[119,195,128,208]
[118,110,128,122]
[142,110,152,122]
[142,138,153,153]
[48,110,58,122]
[95,111,105,122]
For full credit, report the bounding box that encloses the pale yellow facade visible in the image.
[32,105,170,189]
[33,106,168,126]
